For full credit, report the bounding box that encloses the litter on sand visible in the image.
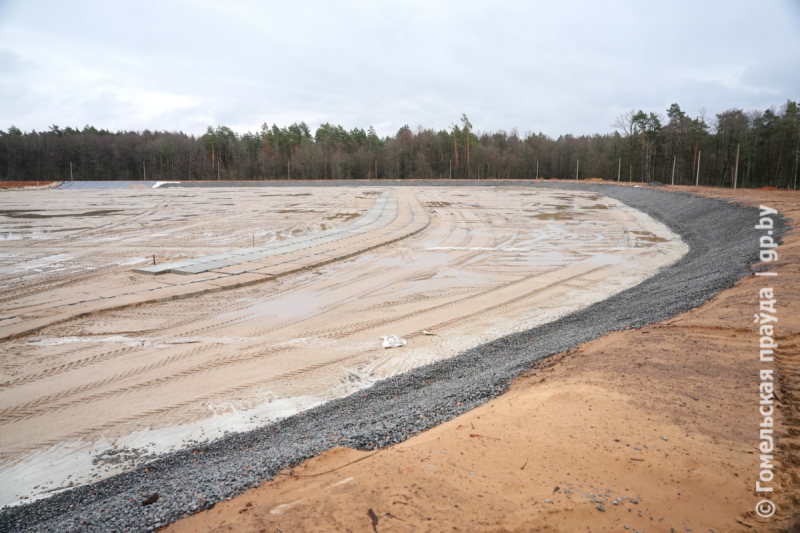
[422,330,438,336]
[380,335,407,348]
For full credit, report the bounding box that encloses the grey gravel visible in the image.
[0,182,786,533]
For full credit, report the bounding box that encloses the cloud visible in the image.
[0,0,798,136]
[0,48,32,74]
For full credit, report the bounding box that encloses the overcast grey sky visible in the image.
[1,0,798,137]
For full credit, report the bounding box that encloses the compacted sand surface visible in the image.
[0,185,683,506]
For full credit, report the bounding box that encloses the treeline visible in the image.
[1,101,798,188]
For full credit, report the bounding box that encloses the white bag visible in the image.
[380,335,407,348]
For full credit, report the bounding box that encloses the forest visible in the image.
[1,101,798,189]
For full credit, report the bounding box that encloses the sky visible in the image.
[1,0,799,138]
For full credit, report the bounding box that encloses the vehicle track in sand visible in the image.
[0,259,416,392]
[0,185,686,493]
[0,248,474,413]
[0,188,381,328]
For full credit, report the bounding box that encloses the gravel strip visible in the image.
[0,183,786,533]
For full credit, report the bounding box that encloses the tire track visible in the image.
[405,265,612,338]
[0,189,430,342]
[305,263,575,340]
[0,344,296,423]
[0,345,143,389]
[0,353,364,456]
[0,343,221,419]
[0,197,436,415]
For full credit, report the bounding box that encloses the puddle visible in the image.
[227,292,325,325]
[580,253,630,266]
[581,204,608,209]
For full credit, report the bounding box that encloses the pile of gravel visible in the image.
[0,183,785,533]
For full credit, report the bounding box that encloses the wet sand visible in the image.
[166,185,800,533]
[0,186,684,506]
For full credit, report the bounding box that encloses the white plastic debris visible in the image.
[422,330,437,336]
[380,335,407,348]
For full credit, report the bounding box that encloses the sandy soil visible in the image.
[166,185,800,533]
[0,182,60,189]
[0,186,684,505]
[0,186,383,339]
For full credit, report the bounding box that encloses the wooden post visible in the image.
[733,143,740,189]
[152,254,156,265]
[617,158,621,182]
[576,160,579,180]
[629,164,632,182]
[695,151,701,186]
[671,156,676,186]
